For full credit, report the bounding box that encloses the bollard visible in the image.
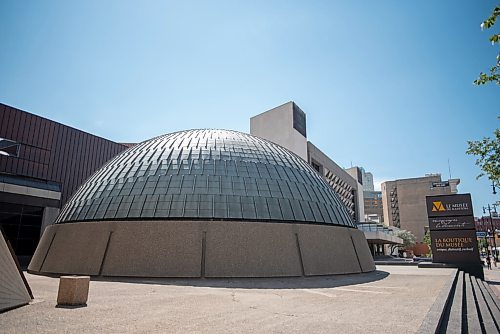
[57,276,90,306]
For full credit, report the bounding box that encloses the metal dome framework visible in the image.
[30,129,375,279]
[57,129,355,227]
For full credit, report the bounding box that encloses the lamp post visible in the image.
[483,204,498,262]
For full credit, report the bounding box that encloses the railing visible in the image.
[356,222,400,236]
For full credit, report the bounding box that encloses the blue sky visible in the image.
[0,1,498,216]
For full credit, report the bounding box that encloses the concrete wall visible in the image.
[249,103,362,223]
[307,143,358,190]
[29,220,375,278]
[307,142,359,222]
[250,102,308,161]
[381,180,396,229]
[0,181,61,201]
[0,232,31,312]
[346,167,366,223]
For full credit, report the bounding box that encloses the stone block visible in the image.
[57,276,90,306]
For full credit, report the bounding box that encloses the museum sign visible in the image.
[426,193,483,279]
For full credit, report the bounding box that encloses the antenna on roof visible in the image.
[448,158,452,179]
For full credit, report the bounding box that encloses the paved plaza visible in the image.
[1,265,481,333]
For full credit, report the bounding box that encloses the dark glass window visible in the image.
[0,203,44,256]
[292,103,307,137]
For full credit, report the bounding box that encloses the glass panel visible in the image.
[54,129,357,228]
[300,200,315,221]
[278,198,294,220]
[116,201,132,218]
[267,198,282,220]
[228,201,242,219]
[254,197,270,220]
[310,201,324,222]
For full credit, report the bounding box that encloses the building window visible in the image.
[311,161,322,173]
[0,138,21,157]
[292,103,307,137]
[0,203,44,256]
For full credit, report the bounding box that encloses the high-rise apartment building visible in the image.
[363,172,374,192]
[359,167,374,192]
[363,190,384,223]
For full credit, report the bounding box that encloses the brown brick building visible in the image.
[0,103,126,259]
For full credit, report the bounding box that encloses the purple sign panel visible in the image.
[428,216,475,231]
[426,194,473,218]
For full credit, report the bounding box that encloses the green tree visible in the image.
[423,230,432,256]
[474,5,499,86]
[478,237,489,252]
[390,230,417,255]
[466,127,500,185]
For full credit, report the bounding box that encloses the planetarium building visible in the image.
[29,129,375,277]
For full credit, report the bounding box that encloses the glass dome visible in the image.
[56,129,355,227]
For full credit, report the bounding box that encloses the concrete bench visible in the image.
[446,271,463,333]
[464,273,481,333]
[57,276,90,306]
[473,277,500,332]
[471,276,497,333]
[418,269,500,333]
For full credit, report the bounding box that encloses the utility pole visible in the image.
[483,204,498,262]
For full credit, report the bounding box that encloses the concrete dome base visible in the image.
[29,221,375,278]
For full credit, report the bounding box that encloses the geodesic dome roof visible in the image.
[56,129,355,227]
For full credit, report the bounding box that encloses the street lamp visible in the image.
[483,204,499,262]
[492,181,497,195]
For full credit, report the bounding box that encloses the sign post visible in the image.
[426,194,483,279]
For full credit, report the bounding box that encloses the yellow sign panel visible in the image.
[432,201,446,212]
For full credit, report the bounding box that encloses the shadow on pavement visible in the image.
[55,304,87,309]
[91,270,390,289]
[486,280,500,285]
